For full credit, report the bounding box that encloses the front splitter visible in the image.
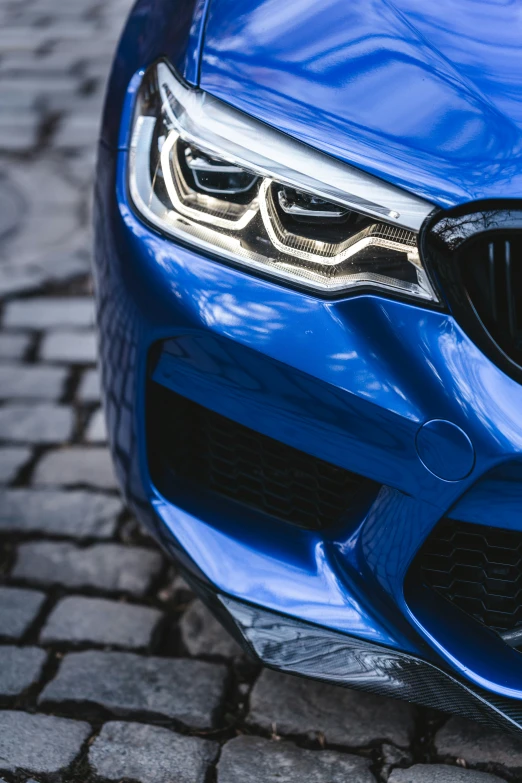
[204,588,522,734]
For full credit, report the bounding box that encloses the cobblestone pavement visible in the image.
[0,1,521,782]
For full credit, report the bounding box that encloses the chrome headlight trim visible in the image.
[128,61,438,301]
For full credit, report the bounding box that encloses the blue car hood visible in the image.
[200,0,522,209]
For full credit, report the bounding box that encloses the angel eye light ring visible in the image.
[160,131,259,231]
[259,179,421,268]
[161,136,422,273]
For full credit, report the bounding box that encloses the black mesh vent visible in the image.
[416,518,522,634]
[461,235,522,365]
[148,383,374,530]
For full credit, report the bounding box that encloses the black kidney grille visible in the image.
[461,235,522,364]
[417,517,522,635]
[148,383,373,530]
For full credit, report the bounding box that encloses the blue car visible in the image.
[94,0,522,731]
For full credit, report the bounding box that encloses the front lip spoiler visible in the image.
[188,573,522,734]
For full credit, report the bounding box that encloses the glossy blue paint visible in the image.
[448,463,522,531]
[95,2,522,713]
[151,491,410,648]
[200,0,522,208]
[184,0,213,84]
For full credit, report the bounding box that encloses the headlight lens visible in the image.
[128,61,437,301]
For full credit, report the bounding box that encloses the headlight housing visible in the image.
[128,61,437,301]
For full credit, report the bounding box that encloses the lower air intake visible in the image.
[415,518,522,636]
[147,383,374,530]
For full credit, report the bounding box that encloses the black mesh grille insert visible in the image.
[148,382,374,530]
[461,235,522,365]
[416,518,522,634]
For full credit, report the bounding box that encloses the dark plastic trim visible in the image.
[178,562,522,734]
[421,200,522,383]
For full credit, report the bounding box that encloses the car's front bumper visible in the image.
[94,134,522,720]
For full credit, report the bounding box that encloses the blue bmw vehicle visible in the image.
[95,0,522,731]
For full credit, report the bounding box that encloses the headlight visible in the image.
[128,61,437,301]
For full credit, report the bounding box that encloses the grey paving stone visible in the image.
[53,113,101,150]
[89,721,219,783]
[77,368,100,402]
[40,330,97,364]
[0,365,67,400]
[180,600,243,659]
[0,266,46,298]
[0,447,31,483]
[12,542,163,596]
[39,650,228,729]
[0,711,91,774]
[69,91,106,119]
[0,30,50,53]
[247,669,415,747]
[4,158,76,213]
[33,447,118,489]
[0,73,79,98]
[3,297,94,329]
[0,489,121,539]
[170,574,195,601]
[0,115,38,152]
[0,49,84,76]
[0,166,21,239]
[40,596,163,649]
[388,765,505,783]
[49,35,127,61]
[217,735,375,783]
[82,56,117,82]
[31,247,91,288]
[0,646,47,697]
[85,408,106,442]
[0,84,40,111]
[0,405,73,444]
[0,22,96,41]
[0,161,82,281]
[157,574,194,605]
[0,334,30,360]
[382,743,413,777]
[0,587,46,640]
[62,149,97,190]
[435,716,522,769]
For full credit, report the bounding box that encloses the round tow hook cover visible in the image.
[416,419,475,481]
